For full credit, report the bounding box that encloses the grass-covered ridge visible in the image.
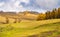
[0,19,60,37]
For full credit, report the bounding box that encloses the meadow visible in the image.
[0,1,60,37]
[0,19,60,37]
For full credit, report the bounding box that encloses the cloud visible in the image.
[35,0,59,10]
[20,0,30,4]
[0,0,30,12]
[0,2,4,7]
[0,0,60,12]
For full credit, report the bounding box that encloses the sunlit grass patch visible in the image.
[0,19,60,37]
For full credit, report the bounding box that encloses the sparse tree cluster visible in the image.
[14,18,21,23]
[4,18,21,24]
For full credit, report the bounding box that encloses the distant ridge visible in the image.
[0,11,38,20]
[19,11,39,15]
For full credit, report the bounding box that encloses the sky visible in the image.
[0,0,60,12]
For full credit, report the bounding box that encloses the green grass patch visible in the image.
[0,20,60,37]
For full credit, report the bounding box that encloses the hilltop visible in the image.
[0,11,39,23]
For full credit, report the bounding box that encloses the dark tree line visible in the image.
[37,8,60,20]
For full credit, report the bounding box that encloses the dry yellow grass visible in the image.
[0,15,60,28]
[0,19,60,37]
[11,19,60,28]
[0,16,6,22]
[0,16,15,23]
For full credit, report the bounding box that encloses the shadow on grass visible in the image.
[31,22,60,30]
[27,30,60,37]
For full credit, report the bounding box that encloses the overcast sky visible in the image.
[0,0,60,12]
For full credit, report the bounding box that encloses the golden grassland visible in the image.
[1,8,60,37]
[0,19,60,37]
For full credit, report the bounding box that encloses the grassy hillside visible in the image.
[0,19,60,37]
[0,11,38,22]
